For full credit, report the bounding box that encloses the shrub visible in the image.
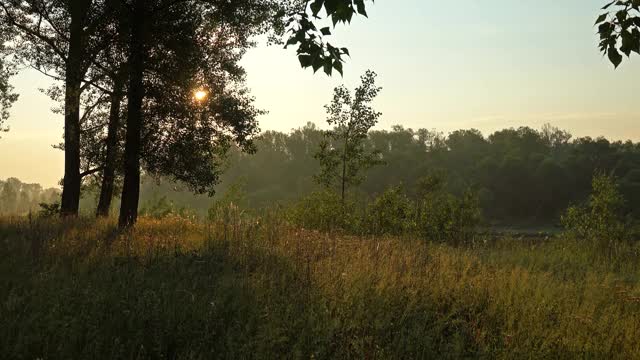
[287,190,356,232]
[140,195,193,219]
[363,185,414,236]
[416,189,481,246]
[207,181,249,223]
[38,202,60,218]
[561,173,630,257]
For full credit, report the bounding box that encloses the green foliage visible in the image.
[214,123,640,226]
[139,195,193,219]
[595,0,640,68]
[207,180,249,222]
[287,189,355,231]
[562,173,630,257]
[415,176,482,246]
[38,202,60,218]
[315,70,383,202]
[363,185,414,236]
[10,123,640,228]
[284,0,373,75]
[288,177,481,245]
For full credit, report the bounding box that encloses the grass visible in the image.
[1,212,640,359]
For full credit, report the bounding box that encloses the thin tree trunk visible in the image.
[119,0,146,228]
[341,131,349,206]
[60,0,90,216]
[96,71,124,217]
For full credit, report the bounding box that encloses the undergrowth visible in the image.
[1,214,639,359]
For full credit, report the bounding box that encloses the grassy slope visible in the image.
[1,215,639,359]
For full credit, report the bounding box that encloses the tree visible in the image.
[595,0,640,68]
[117,0,374,227]
[4,0,374,225]
[1,0,121,216]
[314,70,382,204]
[0,22,17,137]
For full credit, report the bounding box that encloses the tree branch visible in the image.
[80,167,104,178]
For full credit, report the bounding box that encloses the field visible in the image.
[2,211,640,359]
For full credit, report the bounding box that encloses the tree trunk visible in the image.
[118,0,146,228]
[96,71,124,217]
[59,0,90,216]
[341,131,349,206]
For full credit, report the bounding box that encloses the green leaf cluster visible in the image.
[596,0,640,67]
[284,0,373,75]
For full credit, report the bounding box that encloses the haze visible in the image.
[1,0,638,188]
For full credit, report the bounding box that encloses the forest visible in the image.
[2,0,640,358]
[5,122,640,229]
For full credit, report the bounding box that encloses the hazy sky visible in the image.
[1,0,639,188]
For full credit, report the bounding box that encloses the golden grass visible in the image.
[1,214,639,358]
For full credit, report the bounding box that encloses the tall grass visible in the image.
[1,212,639,359]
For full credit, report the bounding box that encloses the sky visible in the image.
[1,0,639,188]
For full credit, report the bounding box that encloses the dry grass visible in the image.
[1,213,639,359]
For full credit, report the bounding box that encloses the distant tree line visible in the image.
[213,123,640,225]
[0,178,59,215]
[5,122,640,227]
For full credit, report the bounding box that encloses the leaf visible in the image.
[284,37,298,49]
[620,30,634,56]
[324,0,338,16]
[598,22,612,38]
[312,57,324,73]
[355,0,367,16]
[632,28,640,54]
[323,58,333,75]
[320,27,331,35]
[333,60,343,76]
[298,55,313,68]
[310,0,323,16]
[341,47,350,57]
[608,46,623,68]
[595,14,607,25]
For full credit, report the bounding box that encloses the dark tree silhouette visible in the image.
[0,0,122,216]
[117,0,374,227]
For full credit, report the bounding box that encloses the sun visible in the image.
[194,89,208,101]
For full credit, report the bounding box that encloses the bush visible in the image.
[140,195,193,219]
[287,190,358,232]
[363,186,414,236]
[38,202,60,218]
[416,189,481,246]
[288,176,482,244]
[207,181,249,223]
[561,173,630,257]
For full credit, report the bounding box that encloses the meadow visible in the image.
[2,208,640,359]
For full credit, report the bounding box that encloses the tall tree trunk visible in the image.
[60,0,90,216]
[96,71,124,217]
[119,0,146,228]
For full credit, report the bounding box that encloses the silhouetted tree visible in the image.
[117,0,374,227]
[1,0,121,216]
